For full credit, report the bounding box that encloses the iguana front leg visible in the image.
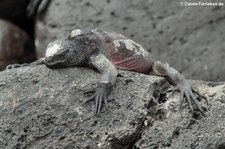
[149,61,207,116]
[86,52,118,115]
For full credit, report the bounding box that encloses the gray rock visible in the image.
[35,0,225,81]
[135,83,225,149]
[0,65,224,149]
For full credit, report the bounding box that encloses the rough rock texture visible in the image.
[0,65,224,149]
[35,0,225,81]
[135,84,225,149]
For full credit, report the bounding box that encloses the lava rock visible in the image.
[0,65,224,148]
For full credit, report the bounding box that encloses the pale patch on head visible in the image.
[45,42,62,58]
[69,29,82,38]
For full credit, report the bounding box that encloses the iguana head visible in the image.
[45,29,100,69]
[44,38,83,68]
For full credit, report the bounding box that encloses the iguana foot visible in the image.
[6,58,45,70]
[177,80,208,117]
[84,82,112,115]
[6,63,29,69]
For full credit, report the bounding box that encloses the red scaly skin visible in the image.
[93,29,153,74]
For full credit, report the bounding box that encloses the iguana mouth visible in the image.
[45,59,65,68]
[47,60,64,65]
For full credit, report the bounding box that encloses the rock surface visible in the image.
[0,65,224,149]
[35,0,225,81]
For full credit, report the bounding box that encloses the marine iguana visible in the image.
[7,28,207,116]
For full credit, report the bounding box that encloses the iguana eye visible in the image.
[65,48,71,52]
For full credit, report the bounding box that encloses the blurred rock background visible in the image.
[0,0,35,70]
[0,0,225,81]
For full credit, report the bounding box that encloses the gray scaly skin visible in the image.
[7,29,207,116]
